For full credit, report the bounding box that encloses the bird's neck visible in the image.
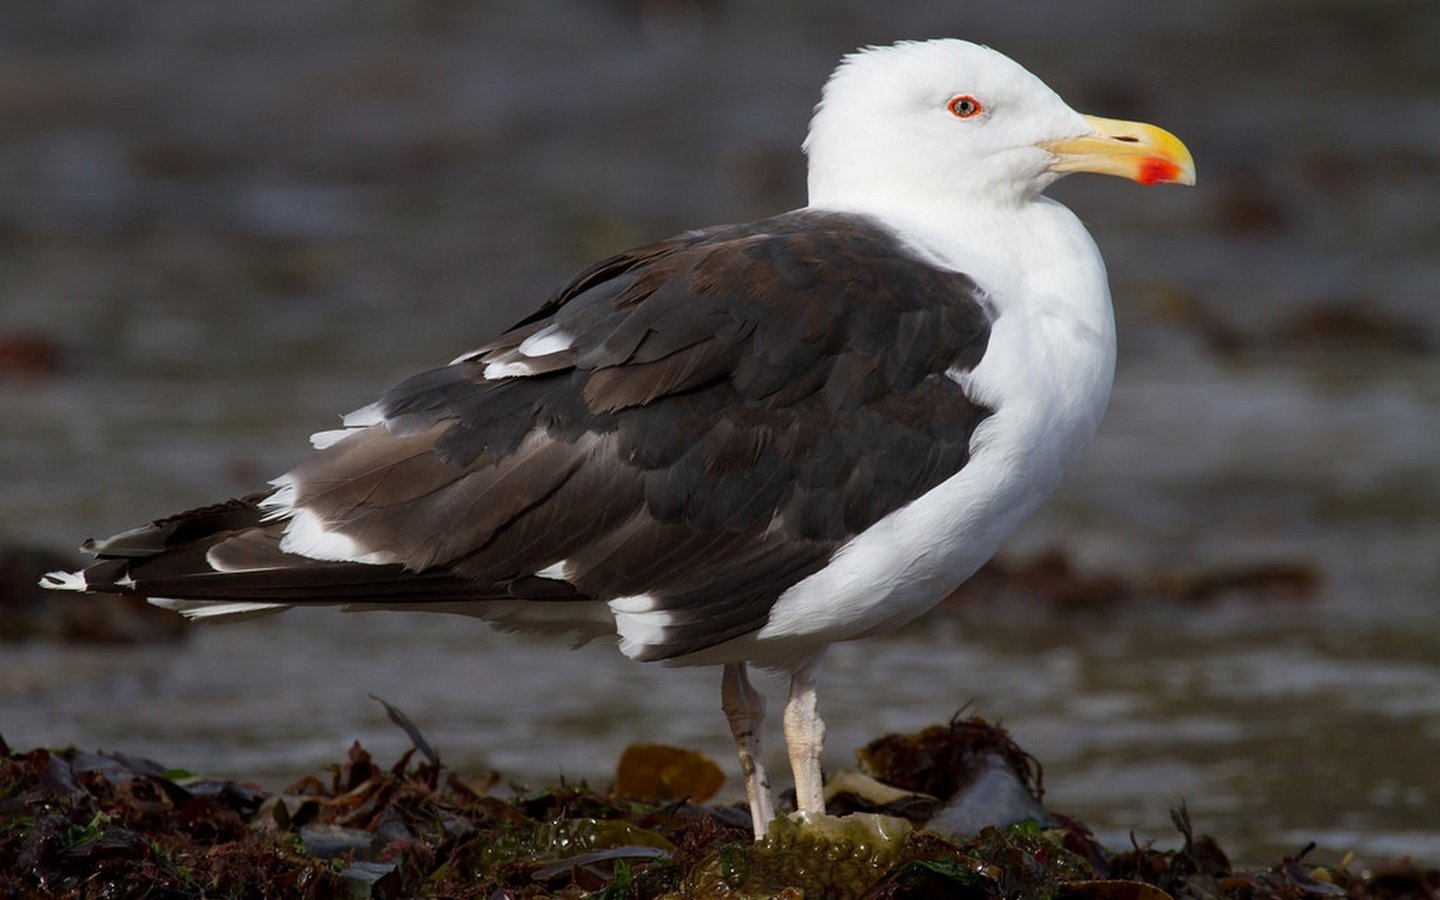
[808,191,1117,456]
[807,190,1109,320]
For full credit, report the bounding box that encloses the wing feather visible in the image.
[63,210,994,657]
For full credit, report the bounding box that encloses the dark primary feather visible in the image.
[76,209,996,659]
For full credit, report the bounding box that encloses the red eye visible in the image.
[947,94,983,119]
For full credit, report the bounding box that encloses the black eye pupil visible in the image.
[950,97,978,117]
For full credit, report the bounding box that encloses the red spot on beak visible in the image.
[1138,158,1182,186]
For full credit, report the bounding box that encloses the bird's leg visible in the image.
[782,652,827,818]
[721,661,774,838]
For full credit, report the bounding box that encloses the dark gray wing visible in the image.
[69,209,995,660]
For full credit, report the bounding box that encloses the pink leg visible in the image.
[783,652,827,817]
[722,662,775,838]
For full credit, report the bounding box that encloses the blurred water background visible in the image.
[1,0,1437,866]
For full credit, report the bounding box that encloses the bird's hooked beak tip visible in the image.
[1044,114,1196,187]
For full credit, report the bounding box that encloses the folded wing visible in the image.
[49,210,995,660]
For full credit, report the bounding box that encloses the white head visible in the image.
[804,39,1194,212]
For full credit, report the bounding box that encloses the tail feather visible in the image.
[41,494,588,620]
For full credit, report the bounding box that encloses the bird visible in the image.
[43,38,1194,839]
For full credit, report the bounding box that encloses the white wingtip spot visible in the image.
[309,428,354,449]
[260,475,394,564]
[307,403,385,449]
[279,508,396,565]
[517,324,573,357]
[341,402,384,428]
[607,593,673,660]
[149,598,292,620]
[259,477,296,522]
[608,593,659,613]
[534,559,572,582]
[40,570,87,592]
[483,360,536,380]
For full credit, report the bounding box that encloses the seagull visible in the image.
[44,38,1194,838]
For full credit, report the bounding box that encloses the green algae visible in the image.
[682,813,914,898]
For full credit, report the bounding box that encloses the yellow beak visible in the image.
[1044,115,1196,186]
